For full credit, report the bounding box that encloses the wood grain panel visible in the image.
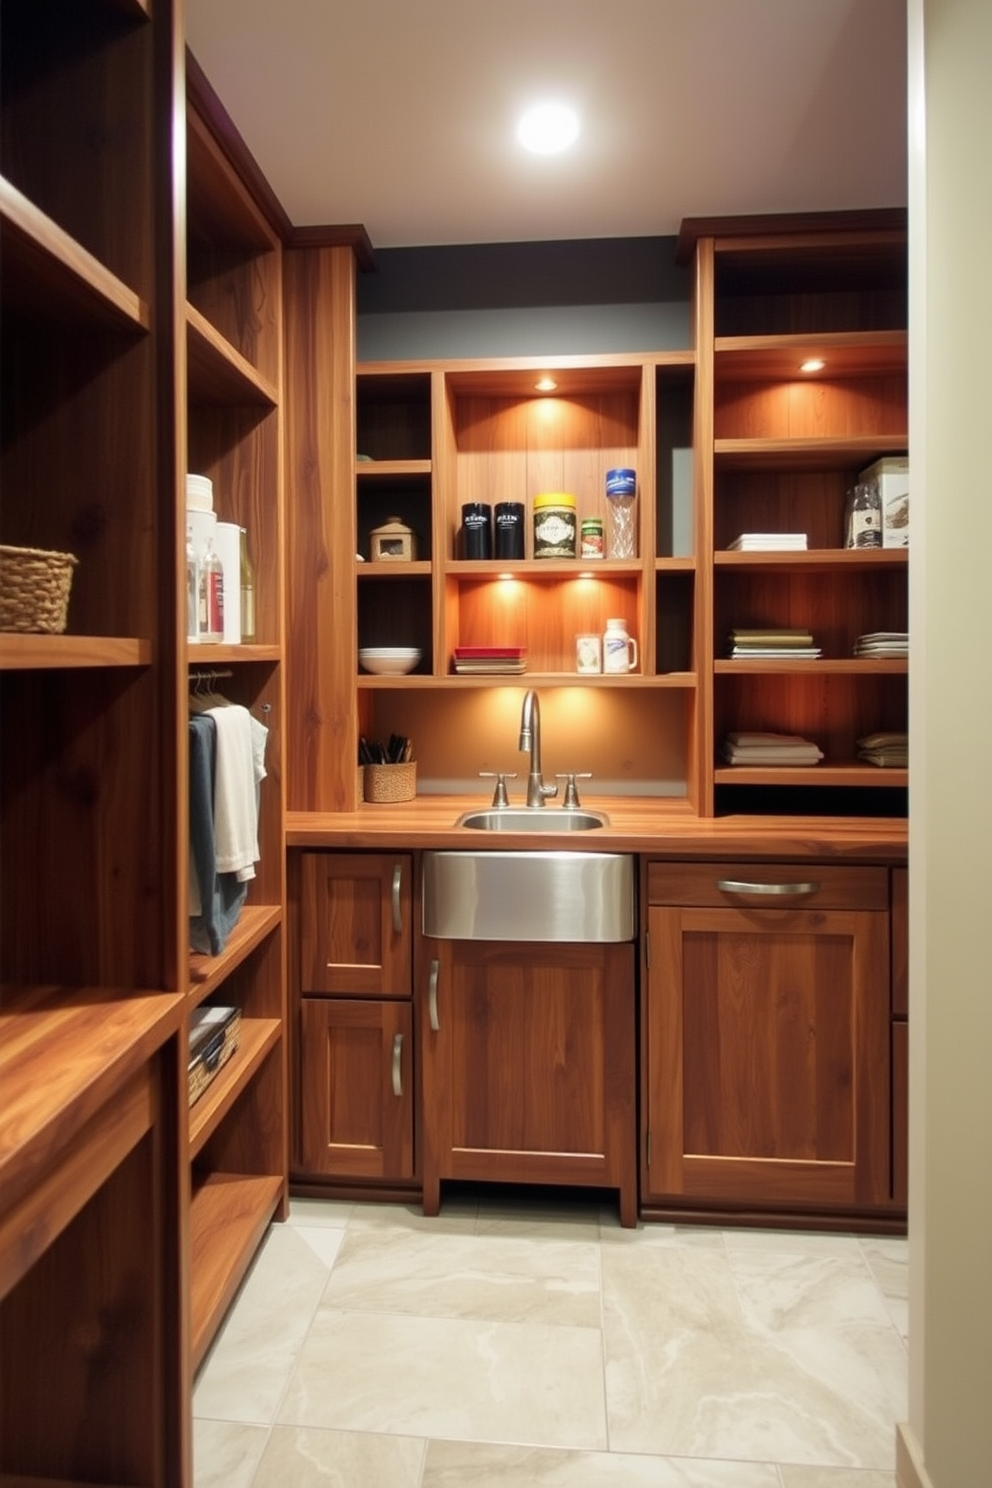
[714,375,907,442]
[284,245,358,812]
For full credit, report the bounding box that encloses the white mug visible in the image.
[603,618,638,673]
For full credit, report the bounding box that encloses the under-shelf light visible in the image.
[800,357,826,373]
[534,376,558,393]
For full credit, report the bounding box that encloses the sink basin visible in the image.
[456,807,609,832]
[423,850,635,942]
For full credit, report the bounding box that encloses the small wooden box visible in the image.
[370,516,416,562]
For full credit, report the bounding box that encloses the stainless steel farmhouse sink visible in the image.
[455,807,609,832]
[422,850,635,943]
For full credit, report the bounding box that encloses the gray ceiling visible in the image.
[185,0,908,249]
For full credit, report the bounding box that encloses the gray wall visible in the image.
[356,236,691,360]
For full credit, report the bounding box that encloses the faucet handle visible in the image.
[479,771,517,808]
[555,772,591,809]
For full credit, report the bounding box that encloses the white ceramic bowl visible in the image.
[359,647,422,676]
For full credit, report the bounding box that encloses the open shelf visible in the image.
[188,1017,282,1159]
[189,1171,284,1373]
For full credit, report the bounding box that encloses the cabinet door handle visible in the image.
[428,958,440,1031]
[391,1033,403,1097]
[716,878,820,897]
[391,863,403,934]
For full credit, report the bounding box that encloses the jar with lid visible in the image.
[533,493,577,559]
[605,468,637,558]
[603,616,639,673]
[580,516,604,559]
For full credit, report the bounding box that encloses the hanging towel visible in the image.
[188,713,248,954]
[206,703,259,881]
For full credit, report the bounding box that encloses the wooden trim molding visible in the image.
[675,207,908,264]
[896,1423,935,1488]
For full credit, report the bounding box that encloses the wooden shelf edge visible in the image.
[186,642,281,666]
[714,658,907,675]
[188,1018,282,1160]
[0,175,149,332]
[444,559,645,577]
[190,1172,284,1372]
[357,673,697,689]
[714,435,907,470]
[357,560,432,578]
[0,634,153,670]
[356,458,432,477]
[186,301,279,407]
[715,765,908,788]
[714,548,907,570]
[188,903,282,1001]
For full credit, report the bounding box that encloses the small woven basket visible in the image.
[0,545,78,634]
[363,760,417,803]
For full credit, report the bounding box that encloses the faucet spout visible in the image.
[518,689,557,807]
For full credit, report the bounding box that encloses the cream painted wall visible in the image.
[904,0,992,1483]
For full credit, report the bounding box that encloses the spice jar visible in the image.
[533,493,577,559]
[580,516,604,558]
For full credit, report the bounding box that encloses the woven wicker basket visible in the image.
[363,760,417,803]
[0,545,78,634]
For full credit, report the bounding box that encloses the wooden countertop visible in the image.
[286,795,908,862]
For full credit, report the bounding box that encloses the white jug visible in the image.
[603,617,638,673]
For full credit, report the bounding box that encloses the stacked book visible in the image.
[721,731,824,767]
[854,631,908,659]
[452,645,527,675]
[728,627,822,659]
[857,731,908,767]
[727,533,808,551]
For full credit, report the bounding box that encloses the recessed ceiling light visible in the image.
[534,376,558,392]
[517,103,580,155]
[800,357,826,373]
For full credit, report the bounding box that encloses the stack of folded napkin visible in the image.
[721,731,824,766]
[728,627,822,659]
[854,632,908,658]
[857,731,908,767]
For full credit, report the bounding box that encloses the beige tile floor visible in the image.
[194,1190,908,1488]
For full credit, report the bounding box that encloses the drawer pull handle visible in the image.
[716,878,820,897]
[391,1033,403,1097]
[429,958,440,1031]
[391,864,403,934]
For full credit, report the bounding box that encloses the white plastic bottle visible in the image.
[186,525,199,643]
[199,537,224,643]
[603,617,639,673]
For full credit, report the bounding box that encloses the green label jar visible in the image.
[580,516,604,558]
[533,493,577,558]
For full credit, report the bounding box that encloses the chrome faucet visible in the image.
[518,689,558,807]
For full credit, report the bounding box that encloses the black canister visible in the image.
[494,501,525,559]
[461,502,492,559]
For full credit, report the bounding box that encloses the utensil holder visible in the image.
[363,761,417,803]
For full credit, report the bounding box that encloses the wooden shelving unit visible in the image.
[182,68,289,1373]
[0,0,188,1482]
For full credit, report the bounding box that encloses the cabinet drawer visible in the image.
[646,861,889,911]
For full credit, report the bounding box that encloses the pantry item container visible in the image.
[533,493,576,558]
[605,468,637,558]
[0,545,78,633]
[603,616,639,673]
[364,760,417,802]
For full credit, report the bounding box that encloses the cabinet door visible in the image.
[421,940,637,1225]
[644,901,890,1214]
[300,853,412,996]
[300,997,414,1179]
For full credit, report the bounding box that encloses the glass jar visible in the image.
[605,468,637,558]
[533,493,576,558]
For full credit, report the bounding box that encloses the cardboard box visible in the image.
[859,457,909,548]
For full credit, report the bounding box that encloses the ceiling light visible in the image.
[800,357,826,373]
[534,376,558,392]
[517,104,580,156]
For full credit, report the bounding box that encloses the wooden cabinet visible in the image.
[891,865,909,1207]
[296,853,415,1185]
[0,0,188,1478]
[682,212,909,817]
[642,862,894,1222]
[420,938,637,1226]
[183,72,288,1377]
